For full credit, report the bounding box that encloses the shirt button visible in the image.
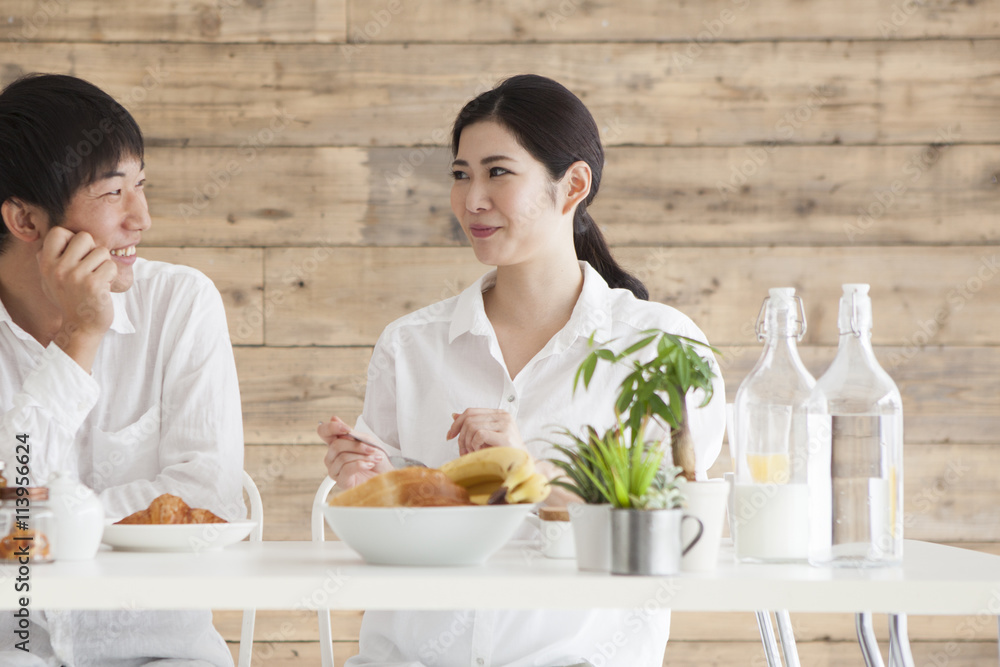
[506,394,515,403]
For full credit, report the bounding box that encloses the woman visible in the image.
[321,74,725,666]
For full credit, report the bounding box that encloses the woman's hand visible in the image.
[319,416,393,489]
[447,408,527,455]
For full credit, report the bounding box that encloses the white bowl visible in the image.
[322,504,534,566]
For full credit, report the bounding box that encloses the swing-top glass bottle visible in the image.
[807,284,903,567]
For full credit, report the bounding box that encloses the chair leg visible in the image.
[320,608,335,667]
[239,608,255,667]
[856,612,885,667]
[755,610,782,667]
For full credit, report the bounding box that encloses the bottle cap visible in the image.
[838,283,872,335]
[756,287,806,340]
[768,287,796,303]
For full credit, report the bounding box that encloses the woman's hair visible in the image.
[0,73,144,251]
[451,74,648,300]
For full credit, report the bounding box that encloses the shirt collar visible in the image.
[555,261,615,350]
[448,269,496,343]
[447,261,616,345]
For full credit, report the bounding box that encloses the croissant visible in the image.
[115,494,227,524]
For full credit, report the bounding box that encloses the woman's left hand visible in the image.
[447,408,527,455]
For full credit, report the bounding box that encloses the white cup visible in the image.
[681,479,731,572]
[538,507,575,559]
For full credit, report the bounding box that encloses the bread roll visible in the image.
[329,468,472,507]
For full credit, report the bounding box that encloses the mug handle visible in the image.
[680,514,704,556]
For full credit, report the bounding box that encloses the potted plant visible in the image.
[562,329,726,572]
[549,418,700,575]
[574,329,717,482]
[546,425,620,571]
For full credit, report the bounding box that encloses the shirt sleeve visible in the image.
[0,344,100,486]
[98,277,246,521]
[354,328,403,458]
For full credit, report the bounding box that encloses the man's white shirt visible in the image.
[0,258,244,666]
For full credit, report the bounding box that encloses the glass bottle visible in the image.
[808,284,903,567]
[732,287,815,562]
[0,487,56,564]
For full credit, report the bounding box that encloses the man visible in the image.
[0,74,244,665]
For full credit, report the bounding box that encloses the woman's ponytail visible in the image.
[573,205,649,300]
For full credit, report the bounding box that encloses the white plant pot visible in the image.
[568,503,611,572]
[680,478,731,572]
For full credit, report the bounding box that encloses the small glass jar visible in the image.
[0,487,55,563]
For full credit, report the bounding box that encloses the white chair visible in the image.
[311,476,338,667]
[239,471,264,667]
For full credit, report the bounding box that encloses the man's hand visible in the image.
[447,408,527,455]
[37,228,117,371]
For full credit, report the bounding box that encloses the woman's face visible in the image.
[450,121,571,269]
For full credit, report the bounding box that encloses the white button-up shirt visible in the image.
[0,258,244,666]
[349,262,726,667]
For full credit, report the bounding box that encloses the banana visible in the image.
[465,479,505,505]
[439,447,538,505]
[506,472,550,504]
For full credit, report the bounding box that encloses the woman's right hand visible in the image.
[319,416,393,489]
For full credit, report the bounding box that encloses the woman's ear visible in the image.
[560,161,593,216]
[1,198,48,244]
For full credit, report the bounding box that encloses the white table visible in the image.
[2,539,998,664]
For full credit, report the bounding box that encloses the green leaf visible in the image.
[621,334,657,358]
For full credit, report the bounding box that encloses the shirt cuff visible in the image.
[21,344,100,432]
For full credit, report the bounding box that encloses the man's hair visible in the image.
[0,73,144,251]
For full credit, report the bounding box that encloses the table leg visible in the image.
[756,610,782,667]
[856,612,885,667]
[775,610,801,667]
[888,614,914,667]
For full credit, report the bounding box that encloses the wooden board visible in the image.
[226,638,1000,666]
[141,247,264,344]
[1,41,997,146]
[243,443,1000,542]
[262,246,1000,347]
[139,145,1000,248]
[347,0,1000,41]
[235,345,1000,446]
[1,0,346,43]
[235,347,370,444]
[6,0,997,43]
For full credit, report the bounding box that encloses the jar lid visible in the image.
[0,487,48,501]
[539,507,570,522]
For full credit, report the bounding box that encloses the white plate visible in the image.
[101,520,257,553]
[322,504,535,566]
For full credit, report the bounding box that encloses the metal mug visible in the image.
[611,508,704,576]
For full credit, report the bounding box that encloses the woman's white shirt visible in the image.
[349,261,726,667]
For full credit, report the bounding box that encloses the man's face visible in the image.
[51,157,151,293]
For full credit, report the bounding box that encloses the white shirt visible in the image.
[0,258,244,667]
[348,262,726,667]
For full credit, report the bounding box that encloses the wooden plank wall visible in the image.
[3,0,999,663]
